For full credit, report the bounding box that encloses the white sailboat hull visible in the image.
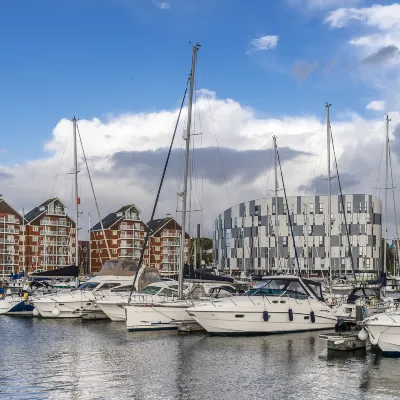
[125,300,194,331]
[96,300,126,321]
[188,297,337,335]
[0,298,19,315]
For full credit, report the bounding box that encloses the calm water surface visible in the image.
[0,317,399,400]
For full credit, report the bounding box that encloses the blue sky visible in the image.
[0,0,390,165]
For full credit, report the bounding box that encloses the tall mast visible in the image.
[22,209,25,276]
[178,43,200,298]
[388,141,400,276]
[326,103,332,287]
[384,115,389,281]
[273,135,279,272]
[73,117,79,286]
[88,213,92,275]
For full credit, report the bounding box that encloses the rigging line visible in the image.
[76,124,112,260]
[204,91,231,208]
[329,123,357,282]
[276,148,301,276]
[373,129,385,199]
[47,134,70,198]
[129,77,190,297]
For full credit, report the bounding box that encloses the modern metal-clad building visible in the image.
[213,194,382,277]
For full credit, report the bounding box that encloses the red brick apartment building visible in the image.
[24,198,76,273]
[90,205,190,275]
[0,196,76,279]
[0,197,24,279]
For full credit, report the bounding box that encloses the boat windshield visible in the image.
[76,282,100,291]
[247,279,309,300]
[140,285,162,295]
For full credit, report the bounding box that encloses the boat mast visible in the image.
[178,43,200,298]
[326,103,332,288]
[273,135,279,272]
[384,115,389,284]
[388,141,400,276]
[73,116,79,287]
[88,213,91,275]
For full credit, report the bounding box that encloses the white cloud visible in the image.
[308,0,361,10]
[366,101,386,111]
[159,2,171,9]
[326,4,400,30]
[1,90,400,239]
[247,35,278,54]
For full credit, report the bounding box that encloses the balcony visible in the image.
[162,250,180,255]
[0,217,19,224]
[0,239,17,245]
[0,228,17,234]
[120,224,144,231]
[161,231,181,238]
[40,220,71,227]
[118,243,142,249]
[162,240,180,246]
[119,233,141,239]
[46,208,66,216]
[0,249,16,255]
[40,229,68,236]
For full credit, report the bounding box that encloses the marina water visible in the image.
[1,317,399,400]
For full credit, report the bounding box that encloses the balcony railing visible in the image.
[40,220,71,227]
[162,240,180,246]
[119,234,141,239]
[0,240,17,244]
[46,209,66,216]
[161,231,181,237]
[0,217,19,224]
[40,230,68,236]
[0,228,17,234]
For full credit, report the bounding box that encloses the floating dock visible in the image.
[319,331,367,351]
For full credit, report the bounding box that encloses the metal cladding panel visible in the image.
[315,196,320,214]
[244,227,252,237]
[239,203,245,217]
[374,213,382,225]
[313,225,325,236]
[249,200,255,216]
[331,235,340,247]
[278,197,284,215]
[353,194,364,213]
[297,196,302,214]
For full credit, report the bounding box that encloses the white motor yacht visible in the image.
[32,260,159,319]
[187,276,337,335]
[124,282,237,331]
[361,310,400,354]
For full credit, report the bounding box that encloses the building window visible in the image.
[234,217,238,228]
[347,202,351,213]
[155,246,160,251]
[357,214,360,224]
[99,240,103,245]
[33,246,38,252]
[283,204,287,215]
[366,258,370,268]
[319,203,323,213]
[293,214,297,224]
[341,258,345,268]
[20,226,25,232]
[359,246,363,257]
[310,203,314,214]
[308,226,312,235]
[155,255,160,261]
[112,249,117,255]
[283,237,288,247]
[339,202,343,213]
[302,226,305,235]
[33,226,38,232]
[319,236,323,246]
[291,204,294,214]
[272,204,276,215]
[113,230,118,236]
[33,236,38,242]
[112,240,117,245]
[367,214,371,224]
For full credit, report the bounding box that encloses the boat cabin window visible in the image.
[111,285,133,293]
[248,279,309,300]
[98,283,122,291]
[77,282,100,291]
[159,288,176,296]
[140,285,162,295]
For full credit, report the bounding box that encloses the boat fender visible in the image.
[370,334,380,346]
[358,329,369,341]
[288,308,293,322]
[310,311,315,323]
[52,307,61,317]
[23,292,29,301]
[263,311,269,321]
[32,308,39,317]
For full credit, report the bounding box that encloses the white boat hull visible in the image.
[125,301,193,331]
[188,297,337,335]
[33,298,102,318]
[363,312,400,354]
[96,300,126,322]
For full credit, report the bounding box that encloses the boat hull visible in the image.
[96,301,126,321]
[188,296,337,335]
[33,298,101,318]
[125,302,193,331]
[364,315,400,354]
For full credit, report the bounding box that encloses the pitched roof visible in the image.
[116,204,141,213]
[25,206,45,223]
[147,217,172,234]
[39,198,58,207]
[91,212,123,231]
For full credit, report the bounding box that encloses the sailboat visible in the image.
[188,137,337,335]
[124,44,203,331]
[360,115,400,354]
